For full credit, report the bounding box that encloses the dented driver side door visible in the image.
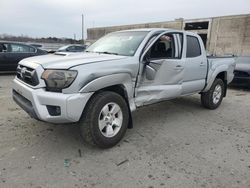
[135,32,184,106]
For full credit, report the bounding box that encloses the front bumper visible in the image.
[12,78,93,124]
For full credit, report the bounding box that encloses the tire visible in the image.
[201,78,225,110]
[79,91,129,148]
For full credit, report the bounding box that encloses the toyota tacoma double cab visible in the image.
[12,29,236,148]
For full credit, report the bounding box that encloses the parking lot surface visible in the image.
[0,75,250,188]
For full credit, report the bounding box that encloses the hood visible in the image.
[20,52,127,69]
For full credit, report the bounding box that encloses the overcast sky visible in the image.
[0,0,249,39]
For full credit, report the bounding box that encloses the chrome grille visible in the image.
[16,65,39,86]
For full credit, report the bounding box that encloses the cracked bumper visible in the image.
[12,78,93,124]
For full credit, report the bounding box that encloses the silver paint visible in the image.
[13,28,236,124]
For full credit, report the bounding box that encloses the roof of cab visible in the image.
[115,28,202,39]
[114,28,184,34]
[0,41,30,45]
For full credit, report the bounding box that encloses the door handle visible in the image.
[174,65,184,70]
[200,62,206,66]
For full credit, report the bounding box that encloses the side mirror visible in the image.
[144,53,151,65]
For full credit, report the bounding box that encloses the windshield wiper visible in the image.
[96,51,119,55]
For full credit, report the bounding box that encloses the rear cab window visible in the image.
[186,35,201,58]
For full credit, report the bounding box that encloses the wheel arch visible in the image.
[204,69,228,97]
[88,85,134,129]
[216,71,227,97]
[79,74,135,128]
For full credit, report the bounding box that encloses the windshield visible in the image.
[86,31,149,56]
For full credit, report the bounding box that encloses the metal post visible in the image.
[82,14,84,44]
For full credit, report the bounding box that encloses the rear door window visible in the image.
[10,44,35,53]
[67,46,76,51]
[75,46,85,51]
[186,35,201,58]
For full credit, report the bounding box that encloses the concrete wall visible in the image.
[87,20,183,41]
[208,14,250,56]
[87,14,250,57]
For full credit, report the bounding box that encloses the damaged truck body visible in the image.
[12,29,236,148]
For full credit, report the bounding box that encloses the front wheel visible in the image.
[201,78,225,109]
[79,91,129,148]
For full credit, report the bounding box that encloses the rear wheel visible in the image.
[201,78,225,109]
[79,91,129,148]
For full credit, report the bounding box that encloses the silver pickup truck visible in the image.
[12,29,236,148]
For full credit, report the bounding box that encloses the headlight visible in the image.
[41,70,77,92]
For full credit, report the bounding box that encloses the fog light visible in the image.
[46,105,61,116]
